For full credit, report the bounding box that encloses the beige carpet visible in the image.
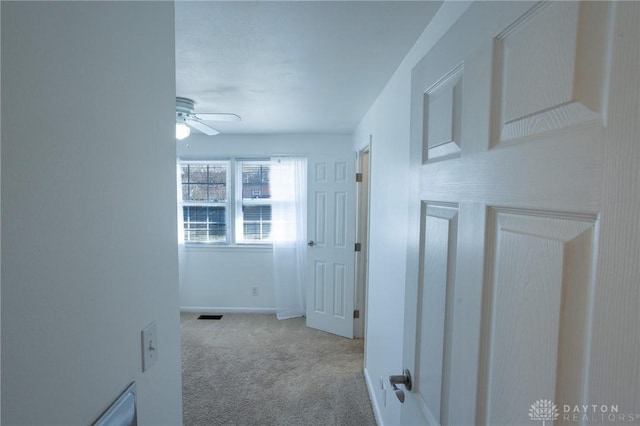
[181,313,377,426]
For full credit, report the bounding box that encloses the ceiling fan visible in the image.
[175,97,240,139]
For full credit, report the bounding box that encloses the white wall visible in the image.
[177,134,352,312]
[180,245,276,313]
[1,3,182,425]
[353,3,471,425]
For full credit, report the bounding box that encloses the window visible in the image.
[178,159,279,245]
[179,162,229,243]
[236,161,272,242]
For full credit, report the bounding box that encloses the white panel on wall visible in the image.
[424,64,463,162]
[314,262,326,313]
[492,2,609,145]
[478,209,596,425]
[333,263,346,318]
[334,192,347,248]
[315,192,327,246]
[416,204,458,424]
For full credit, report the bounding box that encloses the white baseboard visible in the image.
[180,306,277,314]
[364,367,384,426]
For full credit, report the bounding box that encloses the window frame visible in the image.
[178,160,231,245]
[178,158,276,247]
[235,159,273,244]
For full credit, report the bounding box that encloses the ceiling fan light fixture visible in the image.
[176,122,191,140]
[176,97,237,138]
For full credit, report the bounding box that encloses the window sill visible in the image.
[182,243,273,252]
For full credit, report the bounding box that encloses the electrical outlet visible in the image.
[141,321,158,372]
[252,286,259,296]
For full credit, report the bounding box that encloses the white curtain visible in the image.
[271,157,307,320]
[176,164,187,292]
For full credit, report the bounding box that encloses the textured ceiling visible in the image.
[175,1,442,135]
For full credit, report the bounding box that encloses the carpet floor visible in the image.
[181,313,376,426]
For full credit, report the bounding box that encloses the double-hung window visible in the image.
[178,159,276,245]
[236,160,272,243]
[179,161,229,243]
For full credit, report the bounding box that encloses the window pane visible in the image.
[188,165,209,183]
[242,205,272,241]
[188,184,208,201]
[180,165,189,184]
[243,205,272,221]
[208,184,226,202]
[183,206,227,243]
[207,166,227,184]
[242,223,272,241]
[242,164,271,199]
[180,163,228,202]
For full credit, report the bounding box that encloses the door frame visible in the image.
[354,141,372,339]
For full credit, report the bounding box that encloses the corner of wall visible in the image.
[354,2,472,425]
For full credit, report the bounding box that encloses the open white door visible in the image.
[306,155,356,338]
[400,2,640,425]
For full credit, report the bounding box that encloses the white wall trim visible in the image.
[364,367,384,426]
[180,307,277,314]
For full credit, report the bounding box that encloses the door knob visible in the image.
[389,369,412,403]
[389,369,412,390]
[307,240,316,247]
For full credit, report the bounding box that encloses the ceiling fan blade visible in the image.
[186,118,220,136]
[194,113,241,122]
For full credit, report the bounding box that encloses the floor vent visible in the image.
[197,314,223,320]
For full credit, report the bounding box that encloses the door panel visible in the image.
[314,190,327,246]
[307,156,355,338]
[424,65,463,162]
[478,209,596,425]
[414,204,458,424]
[491,1,608,145]
[401,2,638,425]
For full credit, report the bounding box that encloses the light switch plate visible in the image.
[141,321,158,372]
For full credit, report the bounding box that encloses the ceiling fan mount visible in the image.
[175,97,240,139]
[176,96,196,116]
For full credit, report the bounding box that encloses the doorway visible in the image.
[355,143,371,339]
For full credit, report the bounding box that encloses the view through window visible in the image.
[180,162,229,243]
[178,159,275,244]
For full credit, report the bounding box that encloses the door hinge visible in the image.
[353,310,360,319]
[355,242,362,252]
[356,173,363,182]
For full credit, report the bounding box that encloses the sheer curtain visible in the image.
[271,157,307,320]
[176,164,187,293]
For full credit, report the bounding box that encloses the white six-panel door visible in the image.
[401,2,640,425]
[306,155,356,338]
